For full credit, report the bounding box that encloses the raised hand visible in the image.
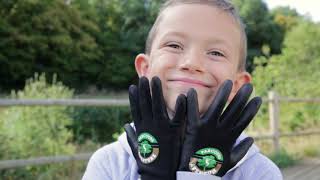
[179,80,262,177]
[124,76,187,180]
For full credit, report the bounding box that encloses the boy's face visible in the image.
[135,4,251,116]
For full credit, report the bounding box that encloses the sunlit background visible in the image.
[265,0,320,22]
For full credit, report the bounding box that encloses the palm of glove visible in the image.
[179,80,262,177]
[124,76,186,180]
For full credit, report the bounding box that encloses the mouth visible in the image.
[168,78,212,88]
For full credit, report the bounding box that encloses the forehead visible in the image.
[155,4,241,52]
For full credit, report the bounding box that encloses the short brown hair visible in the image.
[145,0,247,71]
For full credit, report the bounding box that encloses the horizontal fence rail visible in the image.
[0,99,129,107]
[0,153,92,170]
[251,130,320,140]
[1,97,320,107]
[262,97,320,103]
[0,91,319,170]
[2,130,320,170]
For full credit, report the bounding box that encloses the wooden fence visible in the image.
[0,91,320,170]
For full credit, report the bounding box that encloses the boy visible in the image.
[82,0,282,179]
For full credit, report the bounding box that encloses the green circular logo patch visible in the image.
[138,132,159,164]
[189,148,223,175]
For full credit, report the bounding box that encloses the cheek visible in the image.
[148,55,177,78]
[206,62,236,82]
[196,62,237,114]
[146,56,179,112]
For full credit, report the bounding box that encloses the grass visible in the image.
[253,134,320,169]
[0,161,88,180]
[303,145,320,157]
[1,131,319,179]
[268,149,297,168]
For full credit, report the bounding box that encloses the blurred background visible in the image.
[0,0,319,179]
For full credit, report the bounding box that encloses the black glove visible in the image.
[179,80,262,177]
[124,76,187,180]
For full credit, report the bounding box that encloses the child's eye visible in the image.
[166,43,183,50]
[208,51,225,57]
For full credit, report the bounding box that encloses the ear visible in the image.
[135,53,150,77]
[229,71,252,101]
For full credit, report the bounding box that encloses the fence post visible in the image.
[71,159,76,180]
[269,91,280,152]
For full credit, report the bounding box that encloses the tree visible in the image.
[140,140,153,157]
[90,0,163,89]
[271,6,300,32]
[0,0,102,90]
[232,0,283,72]
[253,21,320,131]
[198,156,217,171]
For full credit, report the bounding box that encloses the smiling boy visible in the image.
[82,0,282,179]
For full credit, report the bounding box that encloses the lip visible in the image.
[168,78,212,88]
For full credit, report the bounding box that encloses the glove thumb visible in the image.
[124,123,139,160]
[230,137,254,168]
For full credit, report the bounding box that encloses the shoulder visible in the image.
[230,152,283,180]
[82,141,124,180]
[82,134,138,180]
[226,134,283,180]
[91,140,128,166]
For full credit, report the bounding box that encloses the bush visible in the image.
[269,149,296,168]
[0,73,75,179]
[253,21,320,131]
[69,106,131,144]
[303,145,320,157]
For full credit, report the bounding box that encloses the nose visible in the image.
[179,49,204,73]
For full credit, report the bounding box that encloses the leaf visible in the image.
[140,140,152,156]
[197,156,217,170]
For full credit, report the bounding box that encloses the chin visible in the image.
[163,87,214,117]
[162,91,181,115]
[198,105,208,117]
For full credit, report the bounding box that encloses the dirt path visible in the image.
[282,158,320,180]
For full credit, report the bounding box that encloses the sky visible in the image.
[264,0,320,22]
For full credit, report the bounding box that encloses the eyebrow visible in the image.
[160,31,233,50]
[206,39,233,52]
[159,31,187,40]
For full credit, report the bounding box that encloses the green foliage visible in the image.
[233,0,284,71]
[90,0,162,89]
[69,106,131,144]
[253,21,320,131]
[303,145,320,158]
[269,149,296,168]
[0,0,102,90]
[1,0,311,91]
[0,0,164,91]
[271,6,301,32]
[0,73,75,179]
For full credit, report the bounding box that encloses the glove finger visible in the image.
[151,76,170,128]
[186,88,200,131]
[172,94,187,126]
[129,85,142,126]
[232,97,262,139]
[229,137,254,168]
[219,83,253,129]
[139,77,153,126]
[124,123,140,161]
[202,80,232,126]
[178,89,200,171]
